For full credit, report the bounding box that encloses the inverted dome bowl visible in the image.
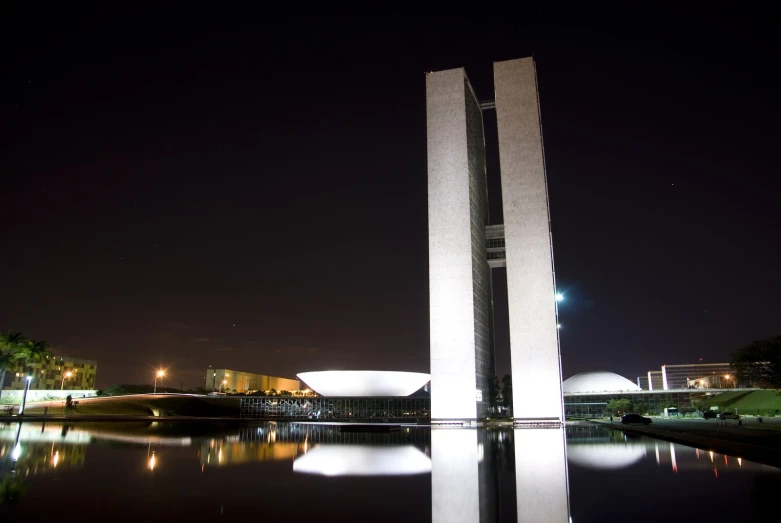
[297,371,430,397]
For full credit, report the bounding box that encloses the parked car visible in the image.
[621,413,652,425]
[702,411,717,419]
[718,412,740,420]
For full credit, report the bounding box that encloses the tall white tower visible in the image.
[426,57,564,425]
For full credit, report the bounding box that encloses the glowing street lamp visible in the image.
[219,379,227,393]
[724,375,737,389]
[61,371,73,390]
[555,293,564,302]
[154,370,165,394]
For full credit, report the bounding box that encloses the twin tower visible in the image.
[427,57,564,425]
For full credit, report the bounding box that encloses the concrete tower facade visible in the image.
[426,68,493,422]
[426,57,564,425]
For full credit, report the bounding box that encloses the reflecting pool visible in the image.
[0,421,778,522]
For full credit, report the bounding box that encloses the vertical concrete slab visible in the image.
[427,68,480,422]
[494,57,564,423]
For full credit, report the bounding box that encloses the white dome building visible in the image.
[563,371,641,394]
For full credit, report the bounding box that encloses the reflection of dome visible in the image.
[293,445,432,476]
[563,371,641,393]
[297,371,430,397]
[568,443,646,470]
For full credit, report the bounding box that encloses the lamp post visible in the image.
[725,375,737,389]
[154,370,165,394]
[19,376,33,415]
[61,371,73,391]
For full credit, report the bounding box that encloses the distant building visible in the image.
[2,355,97,391]
[647,371,664,391]
[661,363,735,390]
[205,369,300,394]
[639,363,739,391]
[563,371,701,418]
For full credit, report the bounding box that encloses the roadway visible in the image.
[596,417,781,469]
[5,393,218,413]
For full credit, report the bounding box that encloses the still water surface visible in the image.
[0,421,778,522]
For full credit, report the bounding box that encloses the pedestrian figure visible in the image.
[758,416,763,423]
[610,415,613,423]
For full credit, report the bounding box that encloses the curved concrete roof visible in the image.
[563,371,641,393]
[297,371,430,397]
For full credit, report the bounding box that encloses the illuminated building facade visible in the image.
[2,355,97,391]
[564,390,697,418]
[205,368,300,394]
[426,57,563,425]
[661,363,735,390]
[647,371,664,391]
[640,363,740,391]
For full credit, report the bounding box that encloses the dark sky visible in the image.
[3,9,779,388]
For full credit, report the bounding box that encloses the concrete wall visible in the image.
[494,57,564,423]
[426,68,479,422]
[1,389,97,404]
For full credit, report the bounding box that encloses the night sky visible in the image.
[3,9,779,389]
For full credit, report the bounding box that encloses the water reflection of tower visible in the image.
[431,428,570,522]
[514,429,570,523]
[431,429,500,523]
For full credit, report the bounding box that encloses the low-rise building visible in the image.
[205,368,300,394]
[2,355,97,391]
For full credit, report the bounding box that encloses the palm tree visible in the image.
[18,339,53,379]
[0,331,27,391]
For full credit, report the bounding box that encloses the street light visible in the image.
[724,375,737,389]
[19,376,33,415]
[61,371,73,391]
[555,293,564,302]
[154,370,165,394]
[219,379,227,393]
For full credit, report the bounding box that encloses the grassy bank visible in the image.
[703,390,781,416]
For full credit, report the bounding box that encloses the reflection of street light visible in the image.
[154,370,165,394]
[61,371,73,390]
[19,376,33,415]
[149,451,156,470]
